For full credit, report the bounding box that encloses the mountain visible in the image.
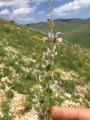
[0,19,90,120]
[27,18,90,49]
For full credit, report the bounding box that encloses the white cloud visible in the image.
[12,7,36,16]
[0,0,29,7]
[0,0,46,8]
[0,0,60,7]
[0,0,39,18]
[0,9,10,15]
[0,6,36,16]
[54,0,90,16]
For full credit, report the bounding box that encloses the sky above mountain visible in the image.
[0,0,90,24]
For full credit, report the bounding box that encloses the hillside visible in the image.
[27,19,90,49]
[0,19,90,120]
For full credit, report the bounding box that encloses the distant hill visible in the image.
[27,18,90,49]
[0,19,90,119]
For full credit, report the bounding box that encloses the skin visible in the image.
[48,106,90,120]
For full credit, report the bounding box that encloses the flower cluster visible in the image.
[37,31,63,119]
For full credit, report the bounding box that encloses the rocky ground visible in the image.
[0,80,38,120]
[0,68,90,120]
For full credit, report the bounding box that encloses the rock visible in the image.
[64,93,72,99]
[61,100,80,107]
[9,91,39,120]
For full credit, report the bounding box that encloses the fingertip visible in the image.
[48,106,61,120]
[48,107,53,116]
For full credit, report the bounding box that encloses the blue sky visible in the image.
[0,0,90,24]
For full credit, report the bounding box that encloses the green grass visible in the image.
[23,93,33,112]
[0,47,5,56]
[61,80,75,94]
[1,100,13,120]
[5,90,14,99]
[0,19,90,119]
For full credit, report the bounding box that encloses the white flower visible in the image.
[33,94,38,102]
[50,84,58,93]
[55,92,59,97]
[39,75,43,81]
[52,46,56,52]
[55,52,58,55]
[55,32,63,38]
[48,32,54,39]
[42,36,48,41]
[57,37,62,43]
[47,47,52,54]
[54,80,58,85]
[42,64,46,68]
